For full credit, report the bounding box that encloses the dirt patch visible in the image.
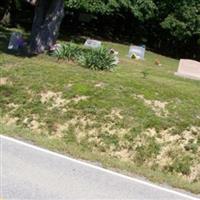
[68,95,90,104]
[134,94,169,117]
[100,123,128,138]
[69,116,97,142]
[50,123,70,138]
[156,128,180,143]
[188,164,200,182]
[7,103,20,113]
[28,120,40,130]
[40,91,89,110]
[0,77,12,86]
[107,109,123,120]
[66,83,73,88]
[1,115,19,125]
[40,91,62,104]
[150,127,200,181]
[145,128,157,137]
[111,149,131,161]
[7,103,19,109]
[47,115,96,140]
[23,115,46,134]
[95,82,106,88]
[155,145,173,169]
[190,126,200,134]
[45,110,129,144]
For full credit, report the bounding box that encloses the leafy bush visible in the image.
[78,47,116,70]
[53,43,82,61]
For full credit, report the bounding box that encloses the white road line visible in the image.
[1,135,199,200]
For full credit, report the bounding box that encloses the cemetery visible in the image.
[1,0,200,196]
[7,31,200,82]
[1,26,200,194]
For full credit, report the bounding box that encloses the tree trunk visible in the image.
[0,0,15,26]
[30,0,64,54]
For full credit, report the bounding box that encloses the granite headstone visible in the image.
[84,39,101,49]
[128,45,145,60]
[175,59,200,80]
[8,32,23,50]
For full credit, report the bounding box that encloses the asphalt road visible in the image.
[0,135,199,200]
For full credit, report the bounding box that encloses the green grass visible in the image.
[1,26,200,193]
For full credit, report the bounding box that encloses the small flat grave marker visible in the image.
[84,39,101,49]
[175,59,200,80]
[128,45,145,60]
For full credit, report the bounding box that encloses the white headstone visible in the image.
[8,32,23,50]
[175,59,200,80]
[128,45,145,60]
[84,39,101,49]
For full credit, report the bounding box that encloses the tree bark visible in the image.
[30,0,65,54]
[0,0,15,26]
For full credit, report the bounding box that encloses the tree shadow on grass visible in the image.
[0,25,114,58]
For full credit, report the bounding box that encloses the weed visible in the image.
[135,137,160,164]
[141,69,150,79]
[170,156,192,175]
[53,43,82,61]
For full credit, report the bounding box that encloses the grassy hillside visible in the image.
[1,27,200,193]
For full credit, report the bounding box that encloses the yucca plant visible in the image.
[53,43,82,61]
[78,47,116,70]
[53,45,66,60]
